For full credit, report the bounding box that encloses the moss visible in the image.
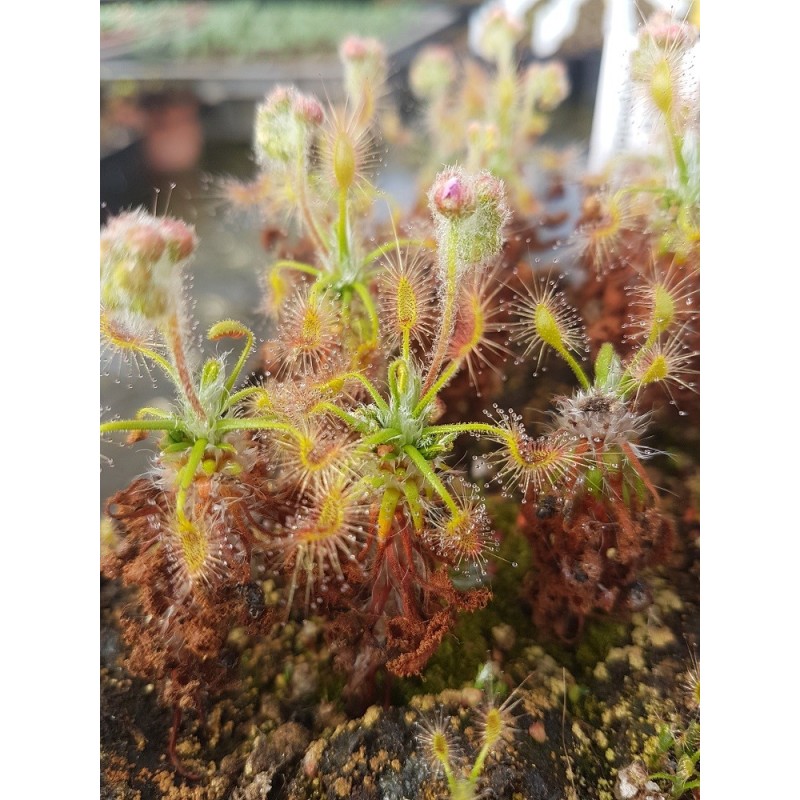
[396,500,534,698]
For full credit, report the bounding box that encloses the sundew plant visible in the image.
[100,15,699,788]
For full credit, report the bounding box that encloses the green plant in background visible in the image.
[409,6,570,213]
[233,47,431,375]
[648,720,700,798]
[485,260,696,639]
[100,212,282,536]
[101,1,420,61]
[572,13,699,270]
[645,657,700,798]
[417,663,522,800]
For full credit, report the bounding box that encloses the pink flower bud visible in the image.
[264,86,292,111]
[293,95,324,126]
[477,7,525,64]
[339,35,383,63]
[409,45,457,99]
[124,223,166,262]
[160,218,196,262]
[474,172,505,206]
[430,170,476,218]
[641,12,698,51]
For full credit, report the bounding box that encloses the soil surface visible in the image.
[101,462,699,800]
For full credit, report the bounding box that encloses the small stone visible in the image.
[303,739,327,778]
[220,753,242,776]
[627,647,646,671]
[362,705,382,728]
[247,722,310,777]
[245,735,268,777]
[614,762,664,800]
[648,626,676,649]
[594,662,610,681]
[333,776,352,797]
[290,661,318,700]
[242,771,273,800]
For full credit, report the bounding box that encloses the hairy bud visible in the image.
[430,169,477,219]
[475,7,524,66]
[409,45,457,99]
[339,35,387,124]
[254,86,323,167]
[630,12,698,129]
[100,211,195,324]
[429,167,509,279]
[524,61,570,113]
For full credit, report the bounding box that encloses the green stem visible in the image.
[226,385,268,408]
[352,281,380,343]
[175,437,207,524]
[415,358,461,415]
[295,156,328,252]
[223,328,255,393]
[618,183,675,198]
[423,422,510,441]
[443,766,459,797]
[165,313,206,421]
[271,259,321,277]
[310,400,363,430]
[402,444,459,515]
[360,428,402,448]
[377,486,402,540]
[100,418,177,434]
[361,237,433,266]
[469,741,492,785]
[420,228,459,397]
[309,272,334,301]
[402,328,411,362]
[215,417,304,444]
[337,188,350,261]
[618,328,660,396]
[318,372,387,412]
[341,286,353,333]
[495,65,516,150]
[135,407,171,420]
[555,344,591,390]
[404,479,424,531]
[665,115,689,189]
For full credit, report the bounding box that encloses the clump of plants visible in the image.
[225,39,428,382]
[570,13,699,389]
[101,163,526,747]
[100,18,700,790]
[498,264,696,641]
[100,210,285,774]
[409,6,570,213]
[574,12,699,273]
[643,656,700,798]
